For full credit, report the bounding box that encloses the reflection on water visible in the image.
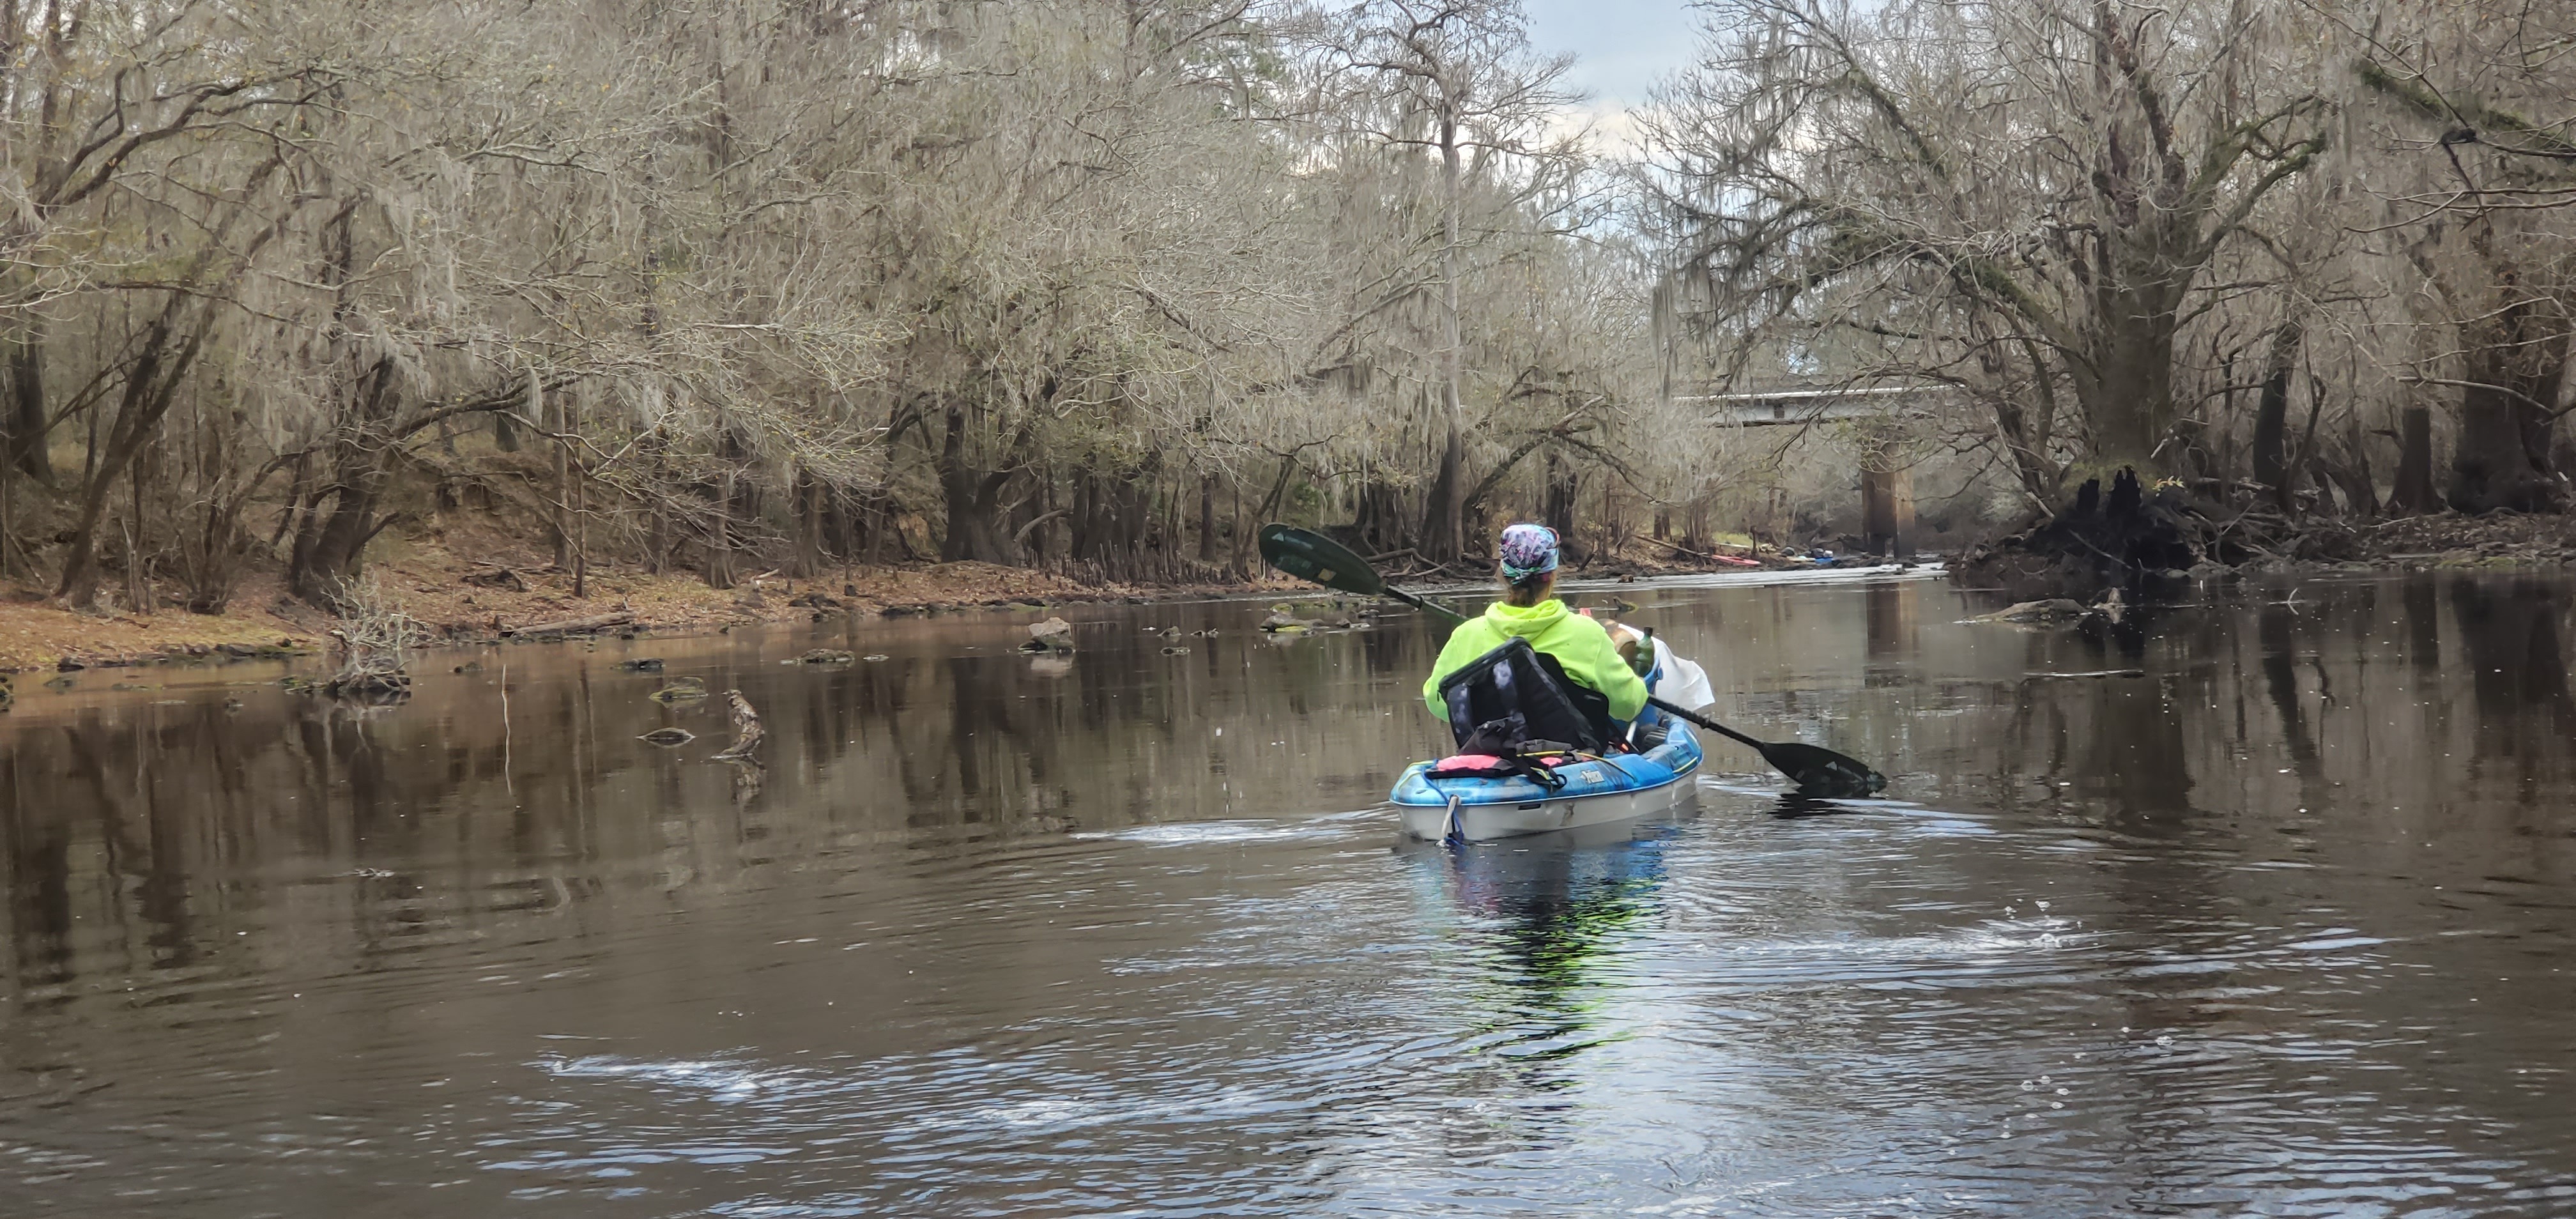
[1409,821,1683,1077]
[5,572,2576,1216]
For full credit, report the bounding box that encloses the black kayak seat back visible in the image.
[1436,636,1617,752]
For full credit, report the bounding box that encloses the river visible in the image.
[4,571,2573,1216]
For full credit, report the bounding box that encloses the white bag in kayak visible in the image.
[1649,636,1715,711]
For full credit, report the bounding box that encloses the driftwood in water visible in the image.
[713,689,764,759]
[1967,599,2092,624]
[323,578,422,702]
[502,610,635,637]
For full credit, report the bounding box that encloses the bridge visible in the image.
[1672,383,1959,558]
[1674,384,1954,427]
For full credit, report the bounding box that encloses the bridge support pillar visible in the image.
[1861,465,1914,559]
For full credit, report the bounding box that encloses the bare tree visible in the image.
[1330,0,1583,562]
[1644,0,2333,491]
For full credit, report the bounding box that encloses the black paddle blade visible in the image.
[1759,741,1887,798]
[1258,524,1384,597]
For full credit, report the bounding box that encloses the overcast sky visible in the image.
[1522,0,1706,111]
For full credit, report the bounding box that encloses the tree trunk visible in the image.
[56,305,209,607]
[3,321,54,482]
[2447,356,2559,513]
[1542,448,1577,539]
[2389,405,2435,515]
[644,446,668,574]
[791,466,825,579]
[1196,473,1216,564]
[1420,109,1467,565]
[937,402,1014,564]
[2251,321,2301,514]
[288,202,398,608]
[288,463,391,606]
[286,363,406,606]
[548,375,570,569]
[1353,479,1409,555]
[125,454,151,613]
[571,450,588,599]
[865,491,889,567]
[55,472,122,608]
[707,470,737,590]
[1228,482,1249,579]
[2077,285,2183,474]
[1995,335,2064,502]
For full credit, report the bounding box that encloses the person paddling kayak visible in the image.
[1422,524,1647,746]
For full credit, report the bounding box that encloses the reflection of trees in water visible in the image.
[2,752,74,1000]
[2076,670,2196,830]
[2404,579,2441,673]
[1436,833,1670,1077]
[1864,582,1917,662]
[2451,578,2576,746]
[2437,578,2576,822]
[0,611,1458,997]
[2258,605,2322,781]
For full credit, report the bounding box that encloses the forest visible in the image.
[5,0,2575,617]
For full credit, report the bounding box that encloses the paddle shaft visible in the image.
[1369,579,1763,749]
[1377,584,1464,625]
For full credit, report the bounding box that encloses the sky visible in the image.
[1522,0,1705,111]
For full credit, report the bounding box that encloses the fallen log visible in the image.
[502,611,635,638]
[464,563,530,592]
[1639,535,1763,567]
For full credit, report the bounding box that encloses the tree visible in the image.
[2350,1,2576,512]
[1331,0,1581,562]
[1644,0,2333,487]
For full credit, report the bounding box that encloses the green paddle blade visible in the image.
[1258,525,1384,597]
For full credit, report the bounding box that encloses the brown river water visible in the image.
[3,571,2573,1216]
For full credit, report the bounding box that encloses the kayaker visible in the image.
[1423,523,1647,742]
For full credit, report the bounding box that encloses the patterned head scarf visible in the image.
[1498,523,1560,584]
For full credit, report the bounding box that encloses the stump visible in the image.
[712,689,764,760]
[1956,468,2198,601]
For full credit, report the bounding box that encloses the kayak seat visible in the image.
[1436,638,1620,754]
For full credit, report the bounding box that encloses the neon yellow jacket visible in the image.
[1422,598,1648,723]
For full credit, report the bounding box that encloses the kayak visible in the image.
[1390,721,1704,842]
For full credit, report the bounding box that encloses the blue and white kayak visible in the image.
[1390,721,1704,841]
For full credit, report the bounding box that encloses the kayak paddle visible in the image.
[1257,523,1887,797]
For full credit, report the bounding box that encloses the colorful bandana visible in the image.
[1498,523,1560,583]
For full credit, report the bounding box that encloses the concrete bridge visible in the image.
[1673,382,1959,557]
[1674,384,1955,427]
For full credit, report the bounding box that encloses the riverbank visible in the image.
[2256,509,2576,573]
[1958,473,2576,598]
[0,532,1287,673]
[25,509,2543,674]
[0,516,1859,673]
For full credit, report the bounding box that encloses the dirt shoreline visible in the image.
[10,513,2557,673]
[2250,510,2576,575]
[0,533,1301,673]
[4,517,1854,674]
